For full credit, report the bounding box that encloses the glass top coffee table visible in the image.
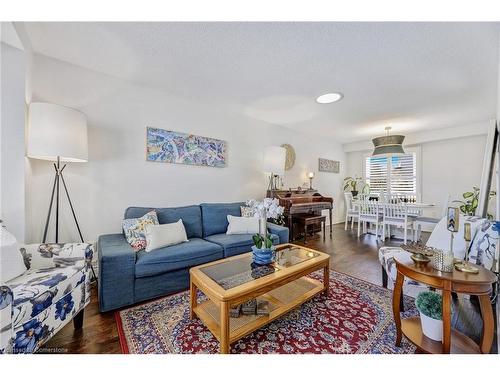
[189,243,330,353]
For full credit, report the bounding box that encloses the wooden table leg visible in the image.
[323,263,330,294]
[478,294,494,354]
[323,219,326,241]
[329,208,333,238]
[190,279,197,319]
[220,301,230,354]
[442,285,452,354]
[392,271,404,347]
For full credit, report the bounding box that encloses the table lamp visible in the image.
[262,146,286,197]
[27,102,88,244]
[308,172,315,190]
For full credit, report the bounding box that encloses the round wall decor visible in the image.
[281,144,296,171]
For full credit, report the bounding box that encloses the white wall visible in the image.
[27,54,346,243]
[345,134,489,220]
[1,41,26,241]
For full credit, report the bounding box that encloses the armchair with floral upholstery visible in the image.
[0,242,93,353]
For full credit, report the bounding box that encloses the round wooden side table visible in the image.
[392,254,496,354]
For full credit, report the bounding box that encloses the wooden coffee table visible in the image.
[189,243,330,354]
[392,253,496,354]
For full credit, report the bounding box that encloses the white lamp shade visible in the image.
[27,102,88,162]
[262,146,286,175]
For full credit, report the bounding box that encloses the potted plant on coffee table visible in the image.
[251,233,275,265]
[415,291,446,342]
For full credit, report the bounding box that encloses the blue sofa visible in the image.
[97,202,289,312]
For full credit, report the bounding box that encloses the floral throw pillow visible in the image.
[122,211,159,251]
[240,206,255,218]
[469,220,500,271]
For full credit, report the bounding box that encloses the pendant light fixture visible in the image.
[371,126,405,156]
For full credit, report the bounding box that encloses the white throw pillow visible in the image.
[0,227,27,283]
[144,219,188,252]
[226,215,259,235]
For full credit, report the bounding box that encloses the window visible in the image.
[365,151,417,195]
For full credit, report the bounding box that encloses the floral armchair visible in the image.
[0,242,93,353]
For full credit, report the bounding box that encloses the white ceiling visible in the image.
[23,22,500,143]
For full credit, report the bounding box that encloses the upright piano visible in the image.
[275,192,334,241]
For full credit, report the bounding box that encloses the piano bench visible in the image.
[293,214,326,244]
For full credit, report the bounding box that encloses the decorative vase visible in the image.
[419,312,443,342]
[251,245,275,265]
[258,216,267,238]
[351,190,359,197]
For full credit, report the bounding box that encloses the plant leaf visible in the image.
[471,198,478,209]
[463,192,474,199]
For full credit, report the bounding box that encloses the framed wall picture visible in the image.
[318,158,340,173]
[146,127,227,168]
[447,207,460,232]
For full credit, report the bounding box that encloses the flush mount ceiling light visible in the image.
[372,126,405,156]
[316,92,343,104]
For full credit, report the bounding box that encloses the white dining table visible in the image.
[351,200,435,209]
[351,200,436,238]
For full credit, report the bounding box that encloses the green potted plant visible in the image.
[415,291,445,341]
[343,176,369,197]
[251,233,275,265]
[453,186,496,218]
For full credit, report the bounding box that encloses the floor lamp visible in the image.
[27,102,97,282]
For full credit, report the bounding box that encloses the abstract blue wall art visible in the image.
[146,127,227,167]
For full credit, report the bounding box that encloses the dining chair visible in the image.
[382,203,416,244]
[344,192,359,230]
[413,194,450,242]
[358,200,383,239]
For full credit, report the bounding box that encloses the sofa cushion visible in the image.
[125,205,203,239]
[122,210,159,251]
[200,202,245,237]
[469,220,499,271]
[205,233,279,258]
[135,238,223,278]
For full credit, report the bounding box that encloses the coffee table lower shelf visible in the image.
[193,276,324,347]
[402,317,481,354]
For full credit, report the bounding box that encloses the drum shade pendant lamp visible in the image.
[372,126,405,156]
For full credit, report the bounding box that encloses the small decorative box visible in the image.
[241,299,257,315]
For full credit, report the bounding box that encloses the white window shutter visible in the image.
[365,152,417,194]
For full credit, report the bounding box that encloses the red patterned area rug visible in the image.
[115,270,418,354]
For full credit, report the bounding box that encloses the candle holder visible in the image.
[455,222,479,274]
[308,172,314,190]
[431,249,455,272]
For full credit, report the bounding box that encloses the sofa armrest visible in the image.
[98,234,136,312]
[267,222,289,244]
[0,286,13,354]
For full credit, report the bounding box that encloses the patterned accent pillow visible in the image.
[122,211,159,251]
[240,206,255,218]
[469,220,500,271]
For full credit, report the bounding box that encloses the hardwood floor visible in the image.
[41,223,496,354]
